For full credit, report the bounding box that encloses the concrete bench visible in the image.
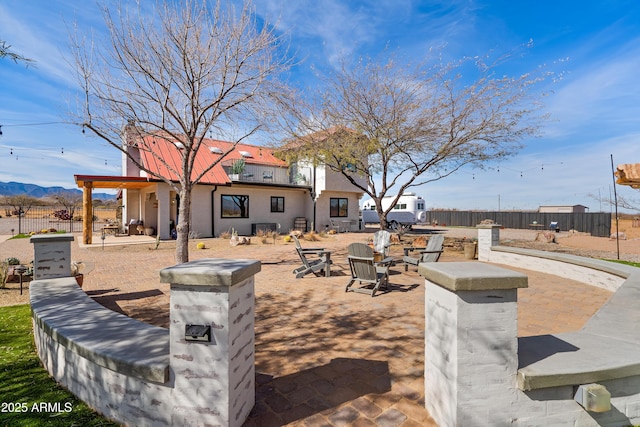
[30,277,169,384]
[489,246,640,391]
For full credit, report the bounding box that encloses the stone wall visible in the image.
[30,241,260,427]
[421,224,640,426]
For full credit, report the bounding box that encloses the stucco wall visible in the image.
[214,185,311,236]
[315,190,362,232]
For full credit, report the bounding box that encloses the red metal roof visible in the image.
[136,136,287,185]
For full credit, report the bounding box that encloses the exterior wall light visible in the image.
[574,383,611,413]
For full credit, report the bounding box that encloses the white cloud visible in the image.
[543,37,640,139]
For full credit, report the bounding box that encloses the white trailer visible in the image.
[361,193,427,227]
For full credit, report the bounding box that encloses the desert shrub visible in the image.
[53,209,72,221]
[220,231,231,239]
[304,231,320,241]
[256,229,268,243]
[6,257,20,266]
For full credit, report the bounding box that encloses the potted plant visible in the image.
[5,257,21,282]
[463,238,477,260]
[229,159,245,181]
[0,260,9,289]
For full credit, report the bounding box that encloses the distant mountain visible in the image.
[0,181,116,200]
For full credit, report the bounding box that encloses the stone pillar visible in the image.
[477,224,501,262]
[419,262,527,426]
[30,234,75,280]
[160,258,261,427]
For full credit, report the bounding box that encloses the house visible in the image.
[75,131,366,242]
[538,205,589,213]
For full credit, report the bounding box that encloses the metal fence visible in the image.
[424,210,612,237]
[0,205,117,235]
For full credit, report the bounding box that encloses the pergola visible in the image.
[615,164,640,189]
[74,175,154,244]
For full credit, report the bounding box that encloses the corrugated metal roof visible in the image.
[136,135,287,185]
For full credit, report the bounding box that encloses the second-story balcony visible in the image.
[222,161,312,187]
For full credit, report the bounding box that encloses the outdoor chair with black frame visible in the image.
[345,242,393,297]
[403,234,445,271]
[291,235,332,278]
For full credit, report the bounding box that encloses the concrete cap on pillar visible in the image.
[160,258,261,287]
[30,233,75,244]
[419,262,528,291]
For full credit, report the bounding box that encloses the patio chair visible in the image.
[373,230,391,256]
[403,234,444,271]
[345,242,393,297]
[329,219,342,233]
[291,235,332,278]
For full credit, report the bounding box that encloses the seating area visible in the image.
[292,231,445,298]
[486,245,640,391]
[4,226,627,426]
[30,276,170,383]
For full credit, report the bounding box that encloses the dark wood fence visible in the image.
[425,211,612,237]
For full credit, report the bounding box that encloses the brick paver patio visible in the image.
[0,230,612,426]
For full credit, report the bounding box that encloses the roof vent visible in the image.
[209,147,223,154]
[239,150,253,158]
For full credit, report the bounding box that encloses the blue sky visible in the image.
[1,0,639,212]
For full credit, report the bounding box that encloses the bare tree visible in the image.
[69,0,290,262]
[0,40,35,65]
[53,192,83,220]
[277,53,549,229]
[2,195,43,217]
[589,192,640,213]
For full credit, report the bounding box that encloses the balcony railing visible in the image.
[222,163,311,186]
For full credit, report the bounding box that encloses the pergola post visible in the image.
[82,182,93,244]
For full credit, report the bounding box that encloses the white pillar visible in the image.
[477,224,501,262]
[30,234,74,280]
[156,185,171,240]
[419,262,527,426]
[160,259,260,427]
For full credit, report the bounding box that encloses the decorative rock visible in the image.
[230,235,251,246]
[535,231,556,243]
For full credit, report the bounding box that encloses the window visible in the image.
[393,204,407,210]
[330,198,348,217]
[417,202,425,210]
[221,195,249,218]
[271,196,284,212]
